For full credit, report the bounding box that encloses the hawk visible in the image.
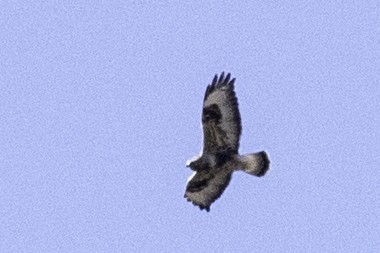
[184,72,270,212]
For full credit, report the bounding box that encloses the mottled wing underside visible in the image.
[202,73,242,154]
[185,73,243,211]
[184,169,232,212]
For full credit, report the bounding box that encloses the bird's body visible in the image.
[184,72,270,212]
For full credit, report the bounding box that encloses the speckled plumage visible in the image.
[184,73,270,212]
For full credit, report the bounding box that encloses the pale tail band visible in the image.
[238,151,270,177]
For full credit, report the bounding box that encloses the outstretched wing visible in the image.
[202,72,242,154]
[184,170,232,212]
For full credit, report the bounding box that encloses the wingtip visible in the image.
[185,196,211,212]
[199,205,210,212]
[214,72,234,88]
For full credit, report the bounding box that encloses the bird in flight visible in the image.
[184,72,270,212]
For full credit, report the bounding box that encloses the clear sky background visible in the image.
[1,1,379,252]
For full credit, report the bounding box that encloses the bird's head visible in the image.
[186,161,195,170]
[186,156,200,171]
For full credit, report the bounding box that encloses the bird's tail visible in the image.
[238,151,270,177]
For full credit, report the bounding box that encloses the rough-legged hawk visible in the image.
[184,72,270,212]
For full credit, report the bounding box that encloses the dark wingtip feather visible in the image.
[218,72,234,87]
[230,78,236,87]
[211,74,218,86]
[224,73,231,85]
[199,205,210,212]
[218,72,225,84]
[204,72,235,101]
[212,72,235,89]
[184,194,191,202]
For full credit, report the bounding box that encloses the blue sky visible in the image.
[1,1,379,252]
